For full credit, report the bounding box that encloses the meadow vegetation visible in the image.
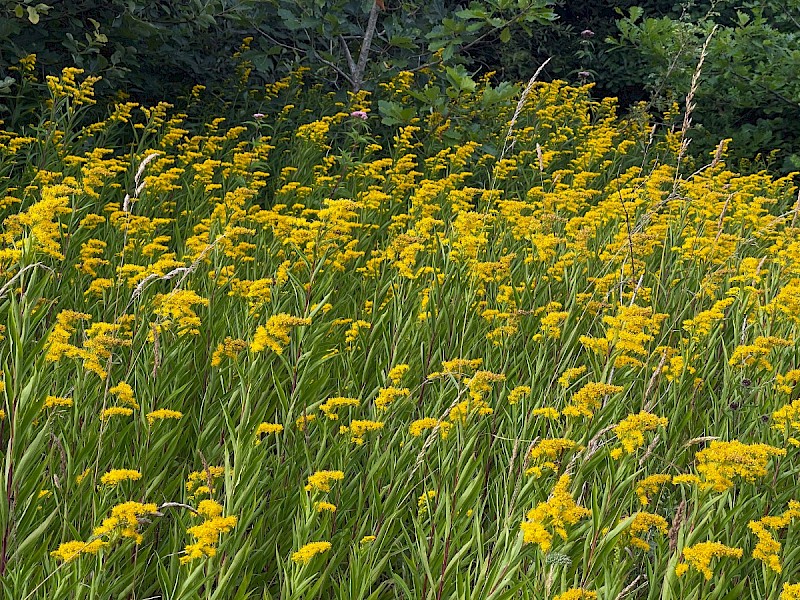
[1,59,800,599]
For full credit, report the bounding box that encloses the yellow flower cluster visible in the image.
[93,501,159,545]
[296,414,316,430]
[675,541,743,579]
[773,399,800,446]
[291,541,331,564]
[251,314,311,354]
[100,469,141,486]
[375,386,409,410]
[46,67,101,106]
[610,411,668,459]
[729,335,792,371]
[409,417,451,439]
[100,406,133,421]
[109,381,138,409]
[418,490,437,514]
[146,409,183,425]
[624,511,668,551]
[783,583,800,600]
[449,397,493,423]
[211,337,248,366]
[693,440,785,492]
[520,475,591,552]
[558,366,587,388]
[50,539,106,562]
[563,382,624,418]
[635,474,671,506]
[314,501,336,513]
[464,370,505,401]
[319,396,360,420]
[682,298,736,339]
[387,364,410,384]
[339,419,384,444]
[186,466,225,498]
[748,501,800,573]
[181,499,237,564]
[580,304,667,368]
[553,589,597,600]
[775,369,800,395]
[305,470,344,492]
[507,385,530,405]
[525,438,580,478]
[152,290,209,337]
[255,422,284,443]
[46,311,133,379]
[43,395,73,409]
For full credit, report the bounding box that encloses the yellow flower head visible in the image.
[520,475,591,552]
[387,364,410,384]
[100,469,141,486]
[625,512,668,551]
[781,583,800,600]
[44,395,73,409]
[553,590,597,600]
[305,470,344,492]
[314,501,337,513]
[611,411,668,459]
[251,314,311,354]
[146,409,183,425]
[694,440,785,492]
[635,474,671,505]
[409,417,451,438]
[186,466,225,497]
[563,382,624,418]
[675,541,743,579]
[255,422,284,444]
[50,539,106,562]
[319,396,359,420]
[100,406,134,421]
[526,438,580,478]
[508,385,531,405]
[291,541,331,564]
[375,386,409,411]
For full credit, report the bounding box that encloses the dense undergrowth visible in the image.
[1,64,800,599]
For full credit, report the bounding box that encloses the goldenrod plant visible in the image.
[1,64,800,599]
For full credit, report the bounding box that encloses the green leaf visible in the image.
[445,65,477,92]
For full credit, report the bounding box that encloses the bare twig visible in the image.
[615,575,644,600]
[351,1,381,92]
[339,35,357,80]
[157,502,199,515]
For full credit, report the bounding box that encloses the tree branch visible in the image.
[352,0,381,92]
[340,35,357,81]
[314,48,354,87]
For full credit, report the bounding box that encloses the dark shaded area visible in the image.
[1,0,798,171]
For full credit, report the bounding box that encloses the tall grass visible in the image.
[0,64,799,600]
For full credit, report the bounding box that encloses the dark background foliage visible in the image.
[1,0,799,171]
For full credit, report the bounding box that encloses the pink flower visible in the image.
[350,110,368,120]
[253,113,265,119]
